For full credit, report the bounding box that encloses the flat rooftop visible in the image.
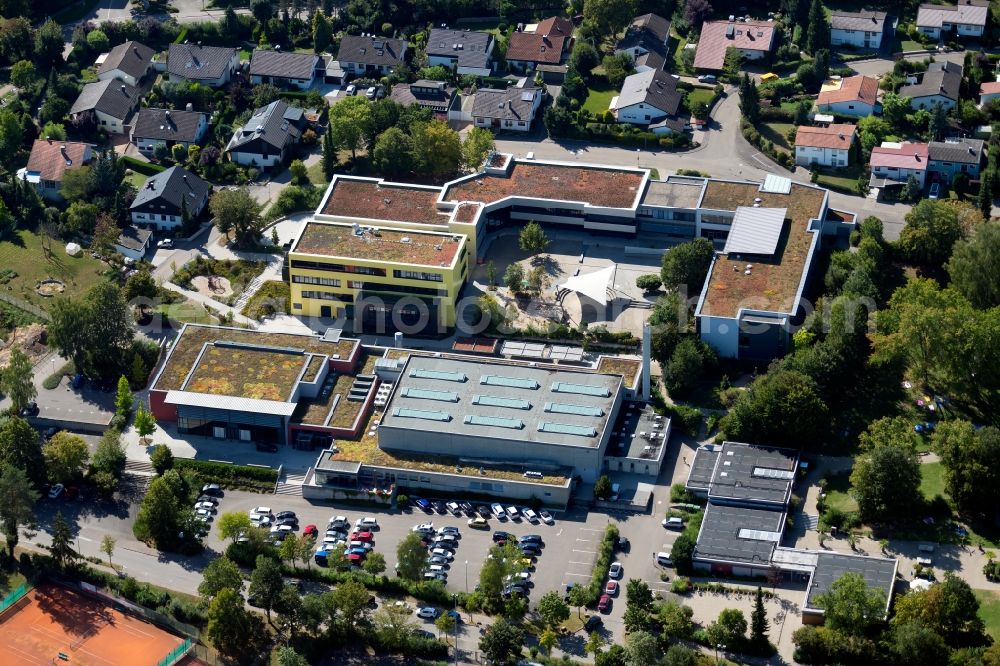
[442,161,646,209]
[641,177,706,209]
[295,352,378,428]
[694,503,785,566]
[708,441,798,506]
[606,402,668,459]
[320,178,449,226]
[806,552,897,611]
[184,343,307,401]
[687,445,721,491]
[699,180,826,318]
[152,325,358,394]
[293,222,464,267]
[380,354,621,449]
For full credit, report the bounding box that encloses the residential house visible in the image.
[225,99,303,168]
[980,81,1000,106]
[815,75,880,117]
[794,124,856,168]
[336,35,406,77]
[389,80,458,116]
[614,13,671,73]
[533,16,574,46]
[830,11,887,49]
[114,225,152,261]
[899,61,962,111]
[96,40,154,87]
[426,29,494,77]
[916,0,988,39]
[132,108,209,156]
[505,32,565,73]
[869,142,930,189]
[167,43,239,87]
[250,49,320,89]
[928,137,984,181]
[69,79,139,134]
[17,139,93,201]
[612,69,685,131]
[131,166,211,231]
[471,86,542,131]
[693,20,776,71]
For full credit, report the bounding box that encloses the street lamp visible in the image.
[464,560,469,594]
[452,593,459,666]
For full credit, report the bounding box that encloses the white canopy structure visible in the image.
[557,265,616,305]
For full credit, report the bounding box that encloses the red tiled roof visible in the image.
[981,81,1000,95]
[322,178,449,225]
[870,142,929,170]
[817,75,879,106]
[693,20,776,71]
[25,139,92,183]
[506,33,565,64]
[535,16,574,39]
[794,124,856,150]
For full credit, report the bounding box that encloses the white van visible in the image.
[491,503,506,519]
[655,552,673,567]
[506,506,520,520]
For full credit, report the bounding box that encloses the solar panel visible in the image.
[548,345,584,361]
[401,387,460,402]
[537,421,597,437]
[551,382,611,397]
[544,402,604,417]
[723,206,786,256]
[481,374,539,389]
[410,368,467,382]
[473,395,531,409]
[761,174,792,194]
[464,414,524,429]
[392,408,451,421]
[501,341,546,358]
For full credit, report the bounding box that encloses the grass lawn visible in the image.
[0,229,109,312]
[157,300,219,325]
[920,461,948,503]
[814,164,864,194]
[975,590,1000,640]
[125,171,146,189]
[307,159,328,186]
[582,76,617,116]
[240,280,289,320]
[686,87,715,110]
[760,122,795,151]
[673,37,691,75]
[824,470,859,514]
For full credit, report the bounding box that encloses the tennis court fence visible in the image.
[0,583,32,620]
[155,638,193,666]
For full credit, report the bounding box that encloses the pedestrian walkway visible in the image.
[161,281,257,327]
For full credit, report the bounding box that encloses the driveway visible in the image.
[494,91,910,239]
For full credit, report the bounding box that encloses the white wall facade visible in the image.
[795,145,850,168]
[132,210,181,230]
[698,315,740,359]
[817,100,875,117]
[830,28,883,49]
[114,241,147,261]
[94,109,129,134]
[229,149,285,168]
[872,165,927,188]
[250,73,315,90]
[97,67,146,88]
[616,102,669,125]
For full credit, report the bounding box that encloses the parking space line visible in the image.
[567,561,591,565]
[575,538,592,542]
[573,549,596,554]
[564,572,591,577]
[580,528,603,533]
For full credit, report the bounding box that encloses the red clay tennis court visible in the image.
[0,584,186,666]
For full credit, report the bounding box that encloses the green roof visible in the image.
[472,395,531,410]
[544,402,605,417]
[464,414,524,429]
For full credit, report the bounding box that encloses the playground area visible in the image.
[0,584,187,666]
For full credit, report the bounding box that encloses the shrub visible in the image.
[173,459,278,492]
[670,576,691,594]
[636,274,663,292]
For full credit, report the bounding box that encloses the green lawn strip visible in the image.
[42,361,75,390]
[240,280,290,320]
[760,122,795,151]
[686,87,714,109]
[157,300,219,325]
[306,159,327,186]
[0,229,109,312]
[813,164,865,194]
[975,589,1000,640]
[823,469,859,514]
[920,461,948,503]
[582,76,617,116]
[125,171,147,189]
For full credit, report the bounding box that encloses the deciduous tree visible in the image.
[43,432,89,484]
[0,464,37,557]
[396,531,428,581]
[0,417,45,485]
[479,619,524,666]
[249,554,284,624]
[134,403,156,443]
[850,437,921,523]
[814,572,886,636]
[660,238,714,294]
[329,96,372,159]
[411,120,462,179]
[1,348,35,414]
[199,555,244,599]
[947,221,1000,308]
[537,590,570,627]
[583,0,637,40]
[462,126,495,170]
[210,188,264,249]
[898,199,973,266]
[518,221,549,254]
[207,588,261,663]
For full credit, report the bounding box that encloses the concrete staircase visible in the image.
[232,273,268,312]
[274,471,307,496]
[803,513,819,531]
[124,459,156,476]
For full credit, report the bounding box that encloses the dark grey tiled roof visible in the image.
[226,99,302,152]
[116,225,152,252]
[616,69,682,115]
[70,79,138,120]
[389,81,456,112]
[132,108,207,143]
[616,13,671,52]
[426,29,493,70]
[693,503,784,566]
[900,61,962,100]
[131,166,210,213]
[928,137,984,164]
[472,87,540,121]
[336,35,406,67]
[250,50,319,80]
[168,43,236,81]
[830,10,887,33]
[98,40,154,80]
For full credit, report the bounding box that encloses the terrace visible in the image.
[293,223,464,267]
[295,353,378,427]
[320,178,449,225]
[331,409,570,486]
[699,181,825,318]
[152,325,358,393]
[443,161,646,209]
[184,345,306,401]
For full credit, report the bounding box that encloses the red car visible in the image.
[303,525,318,538]
[605,581,618,596]
[598,594,611,612]
[351,531,374,543]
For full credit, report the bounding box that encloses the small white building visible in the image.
[614,13,671,73]
[132,108,209,156]
[167,43,239,87]
[336,35,407,76]
[612,69,685,130]
[899,61,962,111]
[980,81,1000,106]
[96,40,154,87]
[816,75,880,117]
[131,166,211,231]
[916,0,988,39]
[226,99,303,169]
[114,225,152,261]
[869,142,930,189]
[794,124,856,168]
[830,11,887,49]
[471,86,541,132]
[249,50,320,90]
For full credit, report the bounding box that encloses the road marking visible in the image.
[78,536,93,542]
[751,153,772,169]
[564,572,591,578]
[568,561,592,565]
[575,538,592,543]
[573,549,596,554]
[580,527,603,533]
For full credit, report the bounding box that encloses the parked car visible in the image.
[697,74,717,83]
[608,562,623,579]
[616,536,630,553]
[194,502,216,512]
[523,508,538,523]
[655,552,673,567]
[416,606,439,619]
[506,506,520,520]
[468,517,489,529]
[20,401,38,417]
[270,524,294,535]
[432,501,448,514]
[415,498,432,512]
[437,526,460,537]
[491,504,506,520]
[251,507,273,517]
[48,483,64,499]
[459,501,475,514]
[539,510,554,525]
[605,581,619,596]
[276,511,297,521]
[413,522,434,533]
[598,594,611,612]
[430,540,456,552]
[251,515,273,527]
[328,515,349,529]
[584,615,603,632]
[520,543,541,556]
[519,534,543,545]
[351,531,374,543]
[303,525,318,538]
[662,517,684,530]
[345,84,357,96]
[446,501,461,515]
[275,517,298,528]
[492,531,510,544]
[201,484,223,497]
[196,495,218,505]
[430,548,454,561]
[428,555,451,566]
[355,517,379,530]
[928,182,940,199]
[476,505,491,518]
[157,238,173,249]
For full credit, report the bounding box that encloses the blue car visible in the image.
[314,550,329,566]
[446,610,461,623]
[414,498,432,512]
[345,546,368,557]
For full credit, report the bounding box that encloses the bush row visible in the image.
[280,563,466,607]
[173,458,278,492]
[740,119,795,170]
[121,156,167,176]
[581,524,619,607]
